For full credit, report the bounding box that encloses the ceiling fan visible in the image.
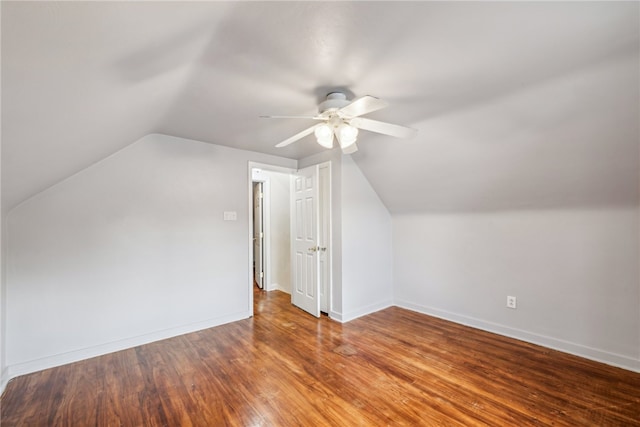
[261,92,417,154]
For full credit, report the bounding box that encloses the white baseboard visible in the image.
[5,299,636,396]
[329,310,343,322]
[5,310,251,383]
[268,283,290,294]
[396,299,640,373]
[341,299,394,323]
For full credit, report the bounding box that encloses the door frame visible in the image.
[247,161,332,318]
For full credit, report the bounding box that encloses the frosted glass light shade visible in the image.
[314,124,334,148]
[337,124,358,149]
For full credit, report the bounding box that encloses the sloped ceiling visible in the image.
[2,1,638,213]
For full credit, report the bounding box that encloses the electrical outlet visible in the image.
[507,296,517,309]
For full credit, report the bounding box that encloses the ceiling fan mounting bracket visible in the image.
[318,92,350,114]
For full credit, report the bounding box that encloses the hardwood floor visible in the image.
[2,288,639,426]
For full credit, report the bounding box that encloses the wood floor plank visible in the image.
[2,288,639,426]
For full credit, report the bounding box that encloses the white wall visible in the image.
[341,155,394,321]
[1,145,5,395]
[5,133,295,378]
[0,11,6,391]
[269,171,291,293]
[0,258,4,395]
[1,218,5,394]
[394,208,640,371]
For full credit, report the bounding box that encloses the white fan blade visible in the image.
[275,123,322,148]
[349,117,417,138]
[342,142,358,154]
[338,95,388,118]
[260,115,323,120]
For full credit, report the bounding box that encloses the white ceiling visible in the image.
[2,1,638,213]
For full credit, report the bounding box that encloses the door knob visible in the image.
[308,246,317,252]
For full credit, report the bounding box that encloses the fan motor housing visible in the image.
[318,92,350,114]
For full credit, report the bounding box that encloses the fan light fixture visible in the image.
[265,92,418,154]
[315,121,358,150]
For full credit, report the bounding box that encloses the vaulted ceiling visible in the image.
[2,2,638,213]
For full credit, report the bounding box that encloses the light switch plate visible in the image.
[223,211,237,221]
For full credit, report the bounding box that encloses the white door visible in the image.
[291,165,320,317]
[253,182,264,289]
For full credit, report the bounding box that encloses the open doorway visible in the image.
[248,162,331,318]
[250,166,293,296]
